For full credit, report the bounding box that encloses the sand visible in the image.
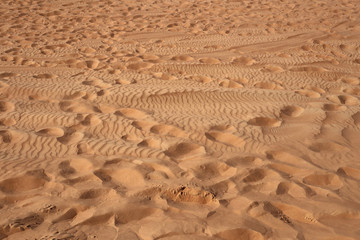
[0,0,360,239]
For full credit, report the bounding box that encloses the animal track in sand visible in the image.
[165,142,206,160]
[36,127,64,137]
[280,106,304,117]
[206,131,244,148]
[248,117,282,127]
[0,101,15,112]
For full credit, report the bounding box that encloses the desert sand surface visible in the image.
[0,0,360,239]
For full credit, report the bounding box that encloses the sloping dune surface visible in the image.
[0,0,360,239]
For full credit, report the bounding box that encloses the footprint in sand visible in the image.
[127,62,153,71]
[0,101,15,112]
[248,117,282,127]
[171,55,194,62]
[115,78,136,85]
[115,108,148,120]
[159,186,218,205]
[193,162,236,180]
[0,72,18,79]
[59,157,93,177]
[219,80,243,88]
[243,168,267,183]
[82,77,112,89]
[215,228,264,240]
[0,118,16,126]
[303,173,343,189]
[290,66,328,72]
[280,106,304,117]
[79,188,109,200]
[296,89,321,98]
[352,112,360,125]
[165,142,206,161]
[337,167,360,180]
[150,124,188,138]
[205,131,244,148]
[57,129,84,145]
[341,76,359,85]
[131,120,157,132]
[254,81,283,90]
[59,101,101,114]
[337,95,359,106]
[323,104,347,112]
[232,56,256,66]
[189,75,212,83]
[85,59,100,69]
[137,138,162,149]
[199,57,221,64]
[63,91,87,100]
[263,65,285,73]
[36,127,65,137]
[309,141,349,153]
[114,206,158,225]
[0,170,49,193]
[33,73,57,79]
[0,129,20,144]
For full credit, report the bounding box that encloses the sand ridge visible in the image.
[0,0,360,239]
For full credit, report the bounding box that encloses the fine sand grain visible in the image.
[0,0,360,239]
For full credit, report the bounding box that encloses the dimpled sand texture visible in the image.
[0,0,360,239]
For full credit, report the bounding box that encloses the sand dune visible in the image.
[0,0,360,239]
